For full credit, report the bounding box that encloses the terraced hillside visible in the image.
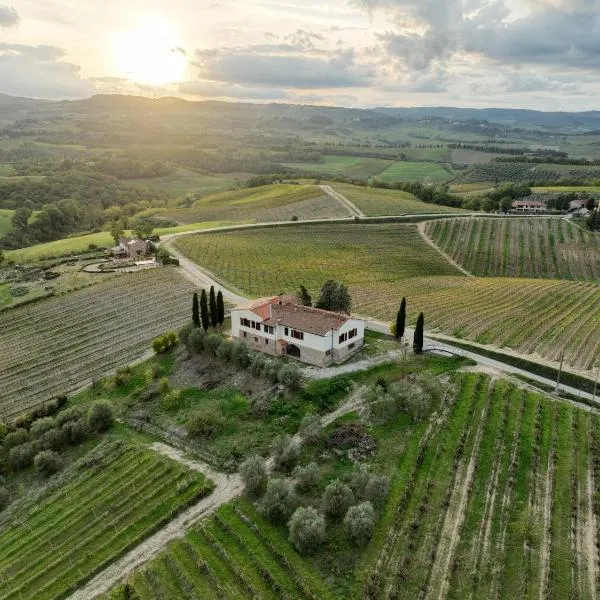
[160,184,347,224]
[330,183,468,216]
[102,499,334,600]
[425,217,600,280]
[175,225,600,370]
[0,442,213,600]
[0,268,197,420]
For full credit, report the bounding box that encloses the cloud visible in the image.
[0,4,19,28]
[0,43,94,99]
[194,47,373,89]
[179,80,288,100]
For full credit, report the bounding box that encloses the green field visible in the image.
[331,183,468,216]
[161,183,345,225]
[0,208,14,239]
[0,442,213,600]
[425,217,600,280]
[376,161,455,183]
[127,168,238,196]
[0,268,198,419]
[175,224,600,370]
[284,155,393,178]
[533,186,600,193]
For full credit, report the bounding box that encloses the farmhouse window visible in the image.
[339,333,348,343]
[241,318,250,327]
[285,327,289,336]
[243,332,247,338]
[291,329,304,340]
[349,343,355,350]
[265,339,269,345]
[263,325,274,335]
[326,349,331,356]
[348,328,357,339]
[254,337,258,342]
[255,322,261,330]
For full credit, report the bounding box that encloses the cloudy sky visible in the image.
[1,0,599,110]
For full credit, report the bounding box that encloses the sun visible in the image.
[115,21,186,86]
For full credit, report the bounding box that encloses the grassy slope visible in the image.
[425,217,600,280]
[331,183,468,216]
[175,224,600,369]
[284,155,393,179]
[376,161,455,183]
[161,183,345,225]
[0,208,13,239]
[126,168,238,196]
[0,268,198,419]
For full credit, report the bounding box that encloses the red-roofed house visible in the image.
[512,200,546,212]
[231,296,364,367]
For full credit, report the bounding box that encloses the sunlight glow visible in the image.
[115,21,186,86]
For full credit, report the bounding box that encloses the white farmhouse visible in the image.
[231,296,364,367]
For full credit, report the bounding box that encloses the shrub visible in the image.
[0,422,7,441]
[30,417,56,439]
[178,322,194,347]
[259,478,297,522]
[272,435,301,473]
[186,409,224,439]
[34,450,62,477]
[55,406,84,427]
[298,414,322,444]
[62,419,88,445]
[0,487,9,511]
[152,331,178,354]
[88,402,114,433]
[365,474,391,507]
[249,353,268,376]
[40,427,67,451]
[3,428,29,451]
[188,328,206,352]
[277,364,302,390]
[293,462,320,492]
[288,506,326,554]
[204,334,222,357]
[350,463,371,496]
[231,341,251,368]
[114,366,132,387]
[239,455,267,496]
[344,501,375,546]
[322,479,354,519]
[8,442,36,471]
[216,339,233,361]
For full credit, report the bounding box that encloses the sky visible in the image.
[1,0,600,110]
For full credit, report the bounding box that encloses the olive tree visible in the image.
[322,479,354,519]
[34,450,62,477]
[344,501,375,546]
[239,455,267,497]
[259,478,297,522]
[288,506,326,554]
[88,401,113,432]
[293,462,320,492]
[272,435,301,473]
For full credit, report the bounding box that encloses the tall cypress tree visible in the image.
[413,312,424,355]
[200,289,210,332]
[395,297,406,340]
[192,292,200,328]
[216,291,225,325]
[209,286,218,327]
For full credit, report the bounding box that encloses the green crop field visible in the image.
[102,499,335,600]
[0,442,213,600]
[425,217,600,280]
[330,183,468,216]
[0,268,198,420]
[285,155,392,179]
[376,161,455,183]
[127,168,238,196]
[0,208,14,239]
[161,184,346,225]
[175,224,600,370]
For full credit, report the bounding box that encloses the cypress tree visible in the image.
[209,286,218,327]
[298,285,312,307]
[395,298,406,340]
[217,291,225,325]
[200,289,210,331]
[413,312,424,355]
[192,292,200,328]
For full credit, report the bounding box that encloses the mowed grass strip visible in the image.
[425,217,600,280]
[0,268,197,419]
[175,224,600,369]
[161,183,345,225]
[331,183,467,216]
[0,444,213,600]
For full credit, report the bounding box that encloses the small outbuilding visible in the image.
[109,237,150,260]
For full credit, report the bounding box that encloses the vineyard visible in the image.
[102,499,335,600]
[376,161,455,183]
[457,161,600,183]
[362,373,600,599]
[424,217,600,280]
[160,184,346,225]
[0,268,197,420]
[284,155,393,179]
[175,225,600,370]
[0,442,213,600]
[330,184,468,216]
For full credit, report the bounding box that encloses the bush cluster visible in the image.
[152,331,178,354]
[181,324,302,390]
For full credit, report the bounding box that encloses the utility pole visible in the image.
[555,351,564,394]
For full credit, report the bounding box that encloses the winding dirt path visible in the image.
[320,184,365,217]
[417,220,474,277]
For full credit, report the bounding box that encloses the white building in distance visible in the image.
[231,296,364,367]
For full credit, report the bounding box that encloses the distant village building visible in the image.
[511,200,546,212]
[109,237,150,260]
[231,296,364,367]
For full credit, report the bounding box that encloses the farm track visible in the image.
[417,221,473,277]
